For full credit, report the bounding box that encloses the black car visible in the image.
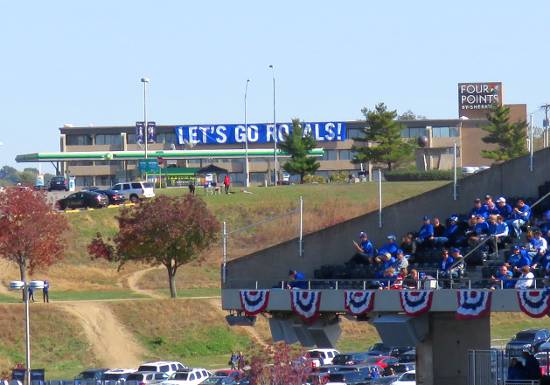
[74,368,109,382]
[368,343,414,358]
[48,176,68,191]
[56,191,109,210]
[94,189,127,205]
[332,352,371,366]
[506,328,550,357]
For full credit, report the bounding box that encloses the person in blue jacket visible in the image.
[351,231,376,264]
[496,197,513,219]
[507,199,531,238]
[378,235,399,257]
[287,270,307,289]
[469,198,488,218]
[443,215,462,246]
[439,249,456,279]
[483,196,500,216]
[416,216,434,247]
[490,265,515,289]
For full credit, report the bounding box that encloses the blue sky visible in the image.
[1,1,549,169]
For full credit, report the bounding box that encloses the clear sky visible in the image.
[1,0,549,169]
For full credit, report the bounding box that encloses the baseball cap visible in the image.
[387,234,397,241]
[451,248,460,253]
[359,231,367,237]
[422,216,429,221]
[396,249,404,255]
[485,194,492,200]
[450,215,458,222]
[496,197,506,203]
[474,198,481,203]
[513,245,520,251]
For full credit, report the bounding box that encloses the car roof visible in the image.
[104,369,136,374]
[130,371,158,375]
[140,361,181,365]
[308,348,338,352]
[81,369,109,373]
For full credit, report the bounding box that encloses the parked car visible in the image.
[535,352,550,376]
[137,361,187,377]
[307,349,340,366]
[74,368,109,383]
[161,369,211,385]
[368,344,413,358]
[126,371,168,385]
[212,370,242,381]
[48,176,69,191]
[94,189,127,205]
[363,355,399,369]
[111,182,155,203]
[56,191,109,210]
[390,370,416,385]
[332,352,371,366]
[397,349,416,364]
[506,329,550,357]
[103,369,137,384]
[201,376,238,385]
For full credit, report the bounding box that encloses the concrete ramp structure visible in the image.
[222,147,550,385]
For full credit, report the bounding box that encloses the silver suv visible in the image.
[111,181,155,203]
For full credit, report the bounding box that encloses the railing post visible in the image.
[363,281,366,290]
[308,280,311,290]
[222,221,227,285]
[299,195,304,257]
[255,281,258,290]
[335,281,339,290]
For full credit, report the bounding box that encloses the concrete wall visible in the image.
[225,147,550,285]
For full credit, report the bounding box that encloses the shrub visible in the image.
[303,175,326,184]
[384,169,462,181]
[329,171,349,183]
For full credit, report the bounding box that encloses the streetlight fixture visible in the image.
[9,279,44,385]
[140,77,150,160]
[268,65,278,186]
[244,79,250,188]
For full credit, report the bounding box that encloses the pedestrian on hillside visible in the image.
[223,175,231,194]
[43,280,49,303]
[229,352,238,370]
[188,181,195,195]
[237,351,245,371]
[28,286,35,303]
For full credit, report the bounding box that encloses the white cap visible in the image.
[496,197,506,203]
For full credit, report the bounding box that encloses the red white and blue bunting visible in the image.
[399,291,433,316]
[517,290,550,318]
[456,290,492,320]
[290,290,322,322]
[239,290,270,316]
[344,290,375,316]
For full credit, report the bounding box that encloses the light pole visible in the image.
[9,280,44,385]
[269,65,278,186]
[244,79,250,188]
[141,77,150,160]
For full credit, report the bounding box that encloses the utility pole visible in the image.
[541,104,550,148]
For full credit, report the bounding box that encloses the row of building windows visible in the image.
[65,125,460,148]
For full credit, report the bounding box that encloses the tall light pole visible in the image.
[141,77,150,160]
[269,65,278,186]
[244,79,250,188]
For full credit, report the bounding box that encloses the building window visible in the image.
[66,134,93,146]
[348,127,366,139]
[75,176,94,187]
[321,150,337,161]
[95,134,122,146]
[431,126,459,138]
[96,175,115,187]
[68,161,93,166]
[188,159,202,165]
[338,150,352,161]
[401,127,427,138]
[127,133,137,144]
[156,132,177,144]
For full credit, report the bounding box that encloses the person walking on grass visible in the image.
[43,280,49,303]
[223,174,231,194]
[237,351,245,371]
[28,286,35,302]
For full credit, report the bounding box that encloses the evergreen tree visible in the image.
[481,105,528,162]
[278,119,320,183]
[352,103,416,170]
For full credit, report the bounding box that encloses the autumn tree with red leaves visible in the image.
[0,188,68,286]
[88,194,220,298]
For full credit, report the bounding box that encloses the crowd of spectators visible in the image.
[308,193,550,290]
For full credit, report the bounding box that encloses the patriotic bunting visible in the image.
[456,290,492,320]
[344,290,375,316]
[290,290,322,322]
[517,289,550,318]
[399,291,433,316]
[239,290,270,316]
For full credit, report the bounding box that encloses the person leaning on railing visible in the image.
[515,266,535,289]
[490,265,515,290]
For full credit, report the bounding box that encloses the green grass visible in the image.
[48,290,146,301]
[0,293,19,303]
[154,288,221,298]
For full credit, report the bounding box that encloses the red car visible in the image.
[363,355,398,369]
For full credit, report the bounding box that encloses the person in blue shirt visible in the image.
[469,198,488,218]
[483,196,500,217]
[439,249,457,283]
[416,216,435,247]
[507,199,531,238]
[496,197,513,220]
[528,229,547,262]
[490,265,515,289]
[508,246,532,275]
[43,280,49,303]
[378,235,399,257]
[352,231,375,264]
[468,215,490,248]
[443,215,464,247]
[287,270,307,289]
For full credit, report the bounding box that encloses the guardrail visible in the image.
[223,277,549,290]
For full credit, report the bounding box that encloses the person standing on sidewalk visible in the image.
[223,174,231,194]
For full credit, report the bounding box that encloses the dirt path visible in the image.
[126,266,164,299]
[205,298,268,348]
[59,302,145,367]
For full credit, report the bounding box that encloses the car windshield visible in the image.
[78,372,99,380]
[172,373,189,380]
[516,332,536,341]
[307,351,321,358]
[401,372,416,381]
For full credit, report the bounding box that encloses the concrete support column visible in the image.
[416,312,490,385]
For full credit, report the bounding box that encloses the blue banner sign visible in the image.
[136,121,156,144]
[175,121,346,145]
